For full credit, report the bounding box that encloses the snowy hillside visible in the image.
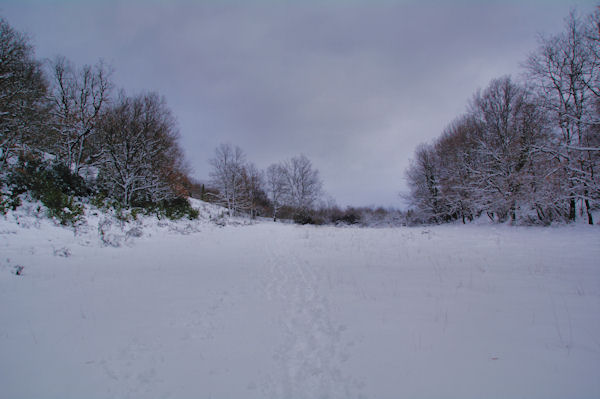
[1,205,599,399]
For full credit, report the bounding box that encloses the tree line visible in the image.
[202,142,408,225]
[405,9,599,225]
[0,16,198,221]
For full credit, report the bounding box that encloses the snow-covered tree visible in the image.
[433,116,480,223]
[281,154,322,215]
[525,10,599,224]
[265,163,286,221]
[405,144,443,223]
[96,92,183,206]
[241,162,264,219]
[468,76,548,222]
[209,143,248,216]
[0,17,49,168]
[48,56,112,174]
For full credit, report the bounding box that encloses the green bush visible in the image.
[293,212,314,225]
[153,197,199,220]
[44,191,84,225]
[94,190,198,221]
[46,163,91,197]
[6,158,88,225]
[8,159,91,197]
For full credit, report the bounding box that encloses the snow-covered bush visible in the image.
[152,197,199,220]
[0,191,21,215]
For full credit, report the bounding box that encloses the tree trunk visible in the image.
[585,198,593,225]
[569,197,576,221]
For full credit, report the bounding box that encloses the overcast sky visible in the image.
[1,0,596,207]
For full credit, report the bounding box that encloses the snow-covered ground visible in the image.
[1,203,599,399]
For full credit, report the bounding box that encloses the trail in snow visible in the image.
[261,231,365,399]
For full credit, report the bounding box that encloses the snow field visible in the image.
[0,209,599,398]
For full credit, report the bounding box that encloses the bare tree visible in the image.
[0,17,48,168]
[208,143,247,216]
[48,56,112,174]
[241,162,264,219]
[266,163,286,221]
[281,154,323,215]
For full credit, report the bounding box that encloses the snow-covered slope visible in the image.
[0,207,599,398]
